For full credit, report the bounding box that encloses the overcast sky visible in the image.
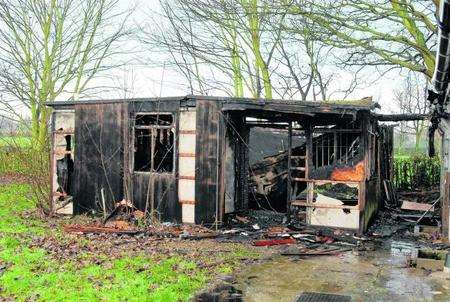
[60,0,410,115]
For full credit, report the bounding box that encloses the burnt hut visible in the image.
[47,95,393,234]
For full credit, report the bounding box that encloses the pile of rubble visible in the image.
[64,201,364,258]
[63,189,450,262]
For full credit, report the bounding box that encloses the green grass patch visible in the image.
[0,184,45,236]
[0,149,27,174]
[0,136,31,148]
[1,250,207,302]
[393,154,410,160]
[0,184,209,301]
[0,136,33,174]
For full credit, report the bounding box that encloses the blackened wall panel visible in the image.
[195,99,221,224]
[154,175,179,221]
[129,99,180,113]
[363,179,379,232]
[74,103,125,214]
[131,173,179,222]
[232,115,249,212]
[379,125,394,182]
[131,173,150,211]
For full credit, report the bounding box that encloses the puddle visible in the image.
[234,247,450,302]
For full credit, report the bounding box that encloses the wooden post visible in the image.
[215,111,222,230]
[217,113,226,227]
[286,121,293,223]
[443,172,450,239]
[333,131,338,164]
[100,188,107,220]
[305,124,313,180]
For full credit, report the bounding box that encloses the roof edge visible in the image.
[45,94,378,110]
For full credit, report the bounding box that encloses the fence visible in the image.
[393,155,441,191]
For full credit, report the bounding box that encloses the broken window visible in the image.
[335,132,360,164]
[312,129,361,169]
[312,132,335,168]
[133,113,174,173]
[135,114,173,126]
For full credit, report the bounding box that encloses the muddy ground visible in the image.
[234,246,450,302]
[193,207,450,301]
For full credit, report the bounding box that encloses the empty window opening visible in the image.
[133,113,174,173]
[134,129,152,171]
[154,128,174,172]
[312,130,361,169]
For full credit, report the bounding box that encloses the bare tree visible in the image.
[394,72,429,152]
[288,0,437,79]
[141,0,361,101]
[140,0,287,99]
[273,14,337,101]
[0,0,132,149]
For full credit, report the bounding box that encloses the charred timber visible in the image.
[375,113,428,122]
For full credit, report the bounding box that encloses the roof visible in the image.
[45,95,379,112]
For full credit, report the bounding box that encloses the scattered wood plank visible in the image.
[64,224,141,235]
[401,201,435,212]
[252,238,296,247]
[375,113,428,121]
[235,215,250,224]
[399,190,439,196]
[281,247,351,256]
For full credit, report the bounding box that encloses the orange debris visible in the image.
[331,161,365,181]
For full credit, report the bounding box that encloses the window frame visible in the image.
[132,112,176,174]
[311,128,362,169]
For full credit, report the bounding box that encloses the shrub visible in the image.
[393,154,440,190]
[0,136,50,214]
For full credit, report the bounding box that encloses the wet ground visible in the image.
[234,244,450,302]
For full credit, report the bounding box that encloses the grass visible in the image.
[0,136,31,148]
[0,183,212,301]
[1,250,207,301]
[0,148,27,174]
[0,137,48,180]
[0,136,32,174]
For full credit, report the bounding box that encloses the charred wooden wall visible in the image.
[229,114,249,212]
[69,97,383,229]
[195,99,221,224]
[360,118,385,232]
[362,179,379,231]
[73,100,183,221]
[74,103,125,214]
[379,125,394,182]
